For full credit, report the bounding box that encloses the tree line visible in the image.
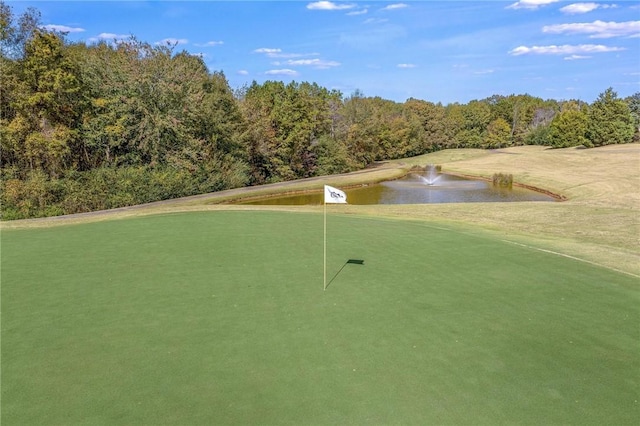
[1,4,638,219]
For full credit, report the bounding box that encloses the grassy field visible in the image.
[2,144,639,424]
[2,211,639,425]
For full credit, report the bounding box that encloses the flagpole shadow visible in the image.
[325,259,364,290]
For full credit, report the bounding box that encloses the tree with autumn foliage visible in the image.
[1,2,636,220]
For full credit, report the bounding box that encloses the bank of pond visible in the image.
[239,171,558,205]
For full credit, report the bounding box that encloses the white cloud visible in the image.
[254,48,320,59]
[287,58,340,68]
[347,8,368,16]
[509,44,625,55]
[560,3,618,15]
[237,70,249,75]
[42,24,85,33]
[473,69,495,74]
[397,63,416,68]
[382,4,408,11]
[196,41,224,47]
[543,20,640,38]
[307,1,356,11]
[155,38,188,46]
[274,52,319,59]
[265,69,299,76]
[506,0,559,10]
[253,48,283,58]
[89,33,130,42]
[564,54,591,60]
[560,3,598,14]
[254,48,281,54]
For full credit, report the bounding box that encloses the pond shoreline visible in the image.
[441,171,568,201]
[229,169,567,205]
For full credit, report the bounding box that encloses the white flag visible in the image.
[324,185,347,204]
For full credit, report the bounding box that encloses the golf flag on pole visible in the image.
[324,185,347,204]
[324,185,346,291]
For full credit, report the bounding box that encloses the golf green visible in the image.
[2,211,638,425]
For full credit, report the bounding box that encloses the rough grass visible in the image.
[2,211,638,425]
[382,144,640,276]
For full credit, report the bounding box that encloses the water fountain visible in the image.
[417,164,441,186]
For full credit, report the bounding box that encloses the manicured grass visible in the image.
[2,211,638,425]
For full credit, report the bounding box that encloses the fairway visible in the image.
[2,211,638,425]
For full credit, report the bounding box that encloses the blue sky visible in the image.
[9,0,640,104]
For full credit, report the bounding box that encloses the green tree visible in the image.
[524,102,558,146]
[240,80,340,183]
[404,99,447,151]
[624,92,639,143]
[549,109,589,148]
[339,95,379,167]
[448,100,491,148]
[76,39,249,184]
[356,97,423,160]
[484,117,511,148]
[442,103,464,148]
[4,28,83,177]
[525,124,552,146]
[487,94,550,146]
[586,88,635,147]
[310,134,350,176]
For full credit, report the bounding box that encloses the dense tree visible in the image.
[448,100,491,148]
[525,124,552,146]
[523,102,558,146]
[625,93,640,142]
[404,99,447,151]
[310,134,350,176]
[586,88,634,146]
[3,29,83,177]
[441,103,465,148]
[335,91,381,168]
[1,1,636,220]
[549,109,589,148]
[240,80,341,183]
[485,117,511,148]
[487,94,553,146]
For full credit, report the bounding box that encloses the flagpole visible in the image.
[323,198,327,291]
[323,185,346,292]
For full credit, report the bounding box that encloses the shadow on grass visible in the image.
[326,259,364,290]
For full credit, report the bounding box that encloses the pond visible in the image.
[240,170,558,205]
